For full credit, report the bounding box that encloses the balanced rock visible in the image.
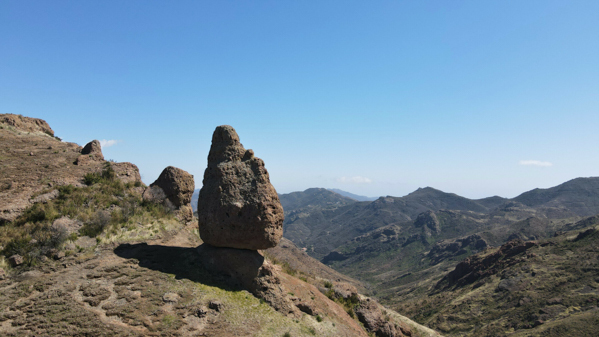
[197,125,284,250]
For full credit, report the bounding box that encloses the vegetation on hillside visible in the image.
[0,162,173,266]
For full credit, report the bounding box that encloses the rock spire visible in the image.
[197,125,284,250]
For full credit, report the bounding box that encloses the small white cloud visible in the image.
[337,176,373,184]
[99,139,120,148]
[519,160,553,167]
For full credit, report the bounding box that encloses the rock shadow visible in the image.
[114,243,264,292]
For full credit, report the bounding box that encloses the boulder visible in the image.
[355,297,409,337]
[76,140,104,164]
[112,162,142,184]
[8,254,24,267]
[143,166,194,222]
[151,166,194,208]
[197,125,284,250]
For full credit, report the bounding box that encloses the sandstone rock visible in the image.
[142,166,194,222]
[355,297,406,337]
[76,140,104,164]
[8,254,24,267]
[81,140,102,156]
[112,162,142,184]
[196,244,300,317]
[414,210,440,234]
[197,125,284,250]
[151,166,194,208]
[333,282,359,300]
[0,114,54,136]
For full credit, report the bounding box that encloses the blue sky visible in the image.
[2,1,598,199]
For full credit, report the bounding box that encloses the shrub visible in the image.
[48,225,68,248]
[80,210,111,237]
[84,172,102,186]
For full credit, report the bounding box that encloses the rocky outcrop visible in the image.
[435,239,536,290]
[0,114,54,136]
[151,166,194,208]
[143,166,194,222]
[112,162,142,184]
[428,234,488,265]
[196,244,300,316]
[355,297,412,337]
[197,125,284,250]
[326,283,414,337]
[414,210,440,235]
[76,140,104,165]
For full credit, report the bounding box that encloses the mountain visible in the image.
[281,186,496,259]
[284,178,599,336]
[191,188,200,212]
[513,177,599,216]
[328,189,378,201]
[393,219,599,336]
[279,188,356,212]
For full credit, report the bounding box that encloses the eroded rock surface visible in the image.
[197,125,284,250]
[76,140,104,164]
[151,166,194,208]
[143,166,194,222]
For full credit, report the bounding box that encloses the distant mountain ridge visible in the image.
[280,177,599,259]
[327,188,378,201]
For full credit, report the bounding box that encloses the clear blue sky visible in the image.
[2,1,598,199]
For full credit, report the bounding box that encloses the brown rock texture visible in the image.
[435,239,537,290]
[0,114,54,136]
[143,166,194,222]
[151,166,194,208]
[197,125,284,250]
[112,162,142,184]
[76,140,104,164]
[355,297,412,337]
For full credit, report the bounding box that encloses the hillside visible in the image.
[513,177,599,217]
[393,219,599,336]
[280,179,599,335]
[0,115,439,337]
[282,187,498,259]
[328,189,378,202]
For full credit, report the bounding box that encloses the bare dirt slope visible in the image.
[0,222,368,336]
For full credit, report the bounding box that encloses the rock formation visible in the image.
[151,166,194,208]
[143,166,195,222]
[76,140,104,165]
[414,210,440,235]
[0,114,54,136]
[197,125,284,250]
[111,162,142,184]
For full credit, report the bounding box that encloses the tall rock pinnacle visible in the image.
[197,125,284,250]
